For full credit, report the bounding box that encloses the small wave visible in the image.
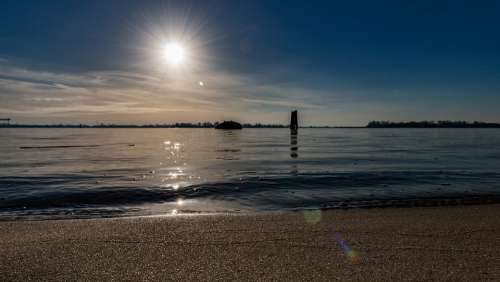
[19,143,135,149]
[1,171,499,213]
[20,144,101,149]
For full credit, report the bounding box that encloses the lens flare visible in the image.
[336,234,359,263]
[303,209,322,224]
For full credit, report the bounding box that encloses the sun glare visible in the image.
[163,42,186,66]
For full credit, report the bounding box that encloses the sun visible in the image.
[163,42,186,66]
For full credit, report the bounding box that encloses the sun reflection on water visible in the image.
[168,172,180,179]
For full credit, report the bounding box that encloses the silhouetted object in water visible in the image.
[0,118,11,125]
[215,121,242,130]
[290,110,298,158]
[290,110,298,133]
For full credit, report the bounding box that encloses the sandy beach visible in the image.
[1,204,499,281]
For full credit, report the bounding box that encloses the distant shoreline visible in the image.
[0,124,359,129]
[1,120,500,128]
[1,125,499,129]
[366,121,500,128]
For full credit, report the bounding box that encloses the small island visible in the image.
[214,121,242,130]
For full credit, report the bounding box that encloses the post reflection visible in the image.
[290,132,298,159]
[290,132,299,175]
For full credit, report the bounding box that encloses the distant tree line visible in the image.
[0,122,289,128]
[242,123,287,128]
[3,120,499,129]
[367,121,500,128]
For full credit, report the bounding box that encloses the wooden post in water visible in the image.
[290,110,298,134]
[290,110,298,158]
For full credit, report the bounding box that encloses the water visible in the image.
[1,128,500,220]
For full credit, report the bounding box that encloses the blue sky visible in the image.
[1,0,500,125]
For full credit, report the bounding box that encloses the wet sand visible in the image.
[1,205,499,281]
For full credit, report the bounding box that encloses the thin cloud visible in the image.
[0,60,331,123]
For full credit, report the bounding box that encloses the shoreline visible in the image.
[2,193,500,222]
[1,204,499,281]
